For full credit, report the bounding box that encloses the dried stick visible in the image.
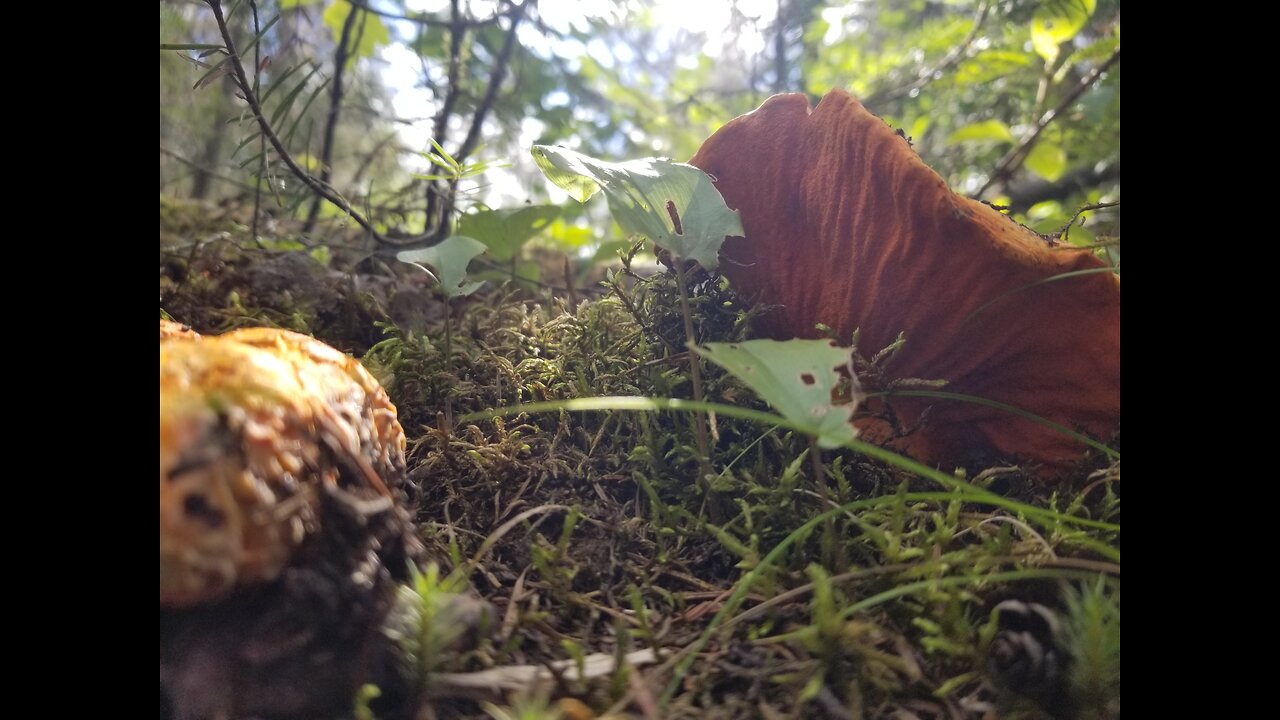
[978,47,1121,197]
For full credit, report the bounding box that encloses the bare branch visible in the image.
[204,0,437,246]
[456,2,527,163]
[1004,161,1119,212]
[1054,201,1119,244]
[161,145,260,193]
[303,1,361,233]
[249,0,264,246]
[862,0,991,111]
[977,47,1121,198]
[424,0,468,235]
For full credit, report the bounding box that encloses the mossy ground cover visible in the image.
[161,199,1118,720]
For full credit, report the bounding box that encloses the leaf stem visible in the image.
[674,262,713,486]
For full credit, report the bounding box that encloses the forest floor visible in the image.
[160,197,1119,720]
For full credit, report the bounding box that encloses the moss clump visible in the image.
[161,207,1119,720]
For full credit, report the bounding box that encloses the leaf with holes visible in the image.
[397,236,487,298]
[530,145,742,270]
[696,339,859,448]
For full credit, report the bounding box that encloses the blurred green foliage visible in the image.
[160,0,1119,265]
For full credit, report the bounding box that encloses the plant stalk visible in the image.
[674,262,713,486]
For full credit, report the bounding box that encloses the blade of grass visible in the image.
[257,61,306,106]
[270,63,325,127]
[962,267,1119,325]
[281,77,332,144]
[870,389,1119,459]
[238,13,281,59]
[461,397,1120,534]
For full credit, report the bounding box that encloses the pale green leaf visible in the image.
[397,236,488,298]
[530,145,743,270]
[948,120,1014,144]
[696,340,858,449]
[1025,142,1067,181]
[1031,0,1096,62]
[548,219,595,249]
[457,205,561,262]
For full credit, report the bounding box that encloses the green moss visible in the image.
[162,206,1119,720]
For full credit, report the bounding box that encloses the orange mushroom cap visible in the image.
[688,90,1119,469]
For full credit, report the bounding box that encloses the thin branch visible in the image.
[862,0,990,110]
[977,47,1121,197]
[303,0,361,233]
[351,130,405,187]
[772,0,787,93]
[1055,200,1119,244]
[1004,160,1119,212]
[456,1,527,163]
[424,0,468,235]
[160,145,261,193]
[249,0,264,246]
[204,0,435,246]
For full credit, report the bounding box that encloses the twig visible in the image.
[862,0,990,110]
[772,0,788,92]
[1054,200,1119,244]
[978,47,1121,197]
[350,130,404,187]
[1005,161,1120,212]
[249,0,264,246]
[456,1,527,163]
[160,145,260,193]
[424,0,468,237]
[303,0,361,233]
[204,0,435,246]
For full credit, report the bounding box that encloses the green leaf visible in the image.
[1031,0,1096,63]
[281,0,324,7]
[948,120,1014,144]
[323,1,390,62]
[530,145,743,270]
[457,205,561,262]
[695,340,858,449]
[548,219,595,249]
[1025,142,1067,181]
[397,236,488,298]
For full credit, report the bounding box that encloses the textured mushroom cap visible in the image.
[688,90,1120,468]
[159,322,407,606]
[160,318,199,340]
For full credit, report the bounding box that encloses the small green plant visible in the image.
[416,138,511,184]
[481,690,564,720]
[531,144,743,487]
[397,235,489,423]
[387,563,490,696]
[1061,578,1120,718]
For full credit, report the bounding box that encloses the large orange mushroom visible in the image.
[688,90,1119,469]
